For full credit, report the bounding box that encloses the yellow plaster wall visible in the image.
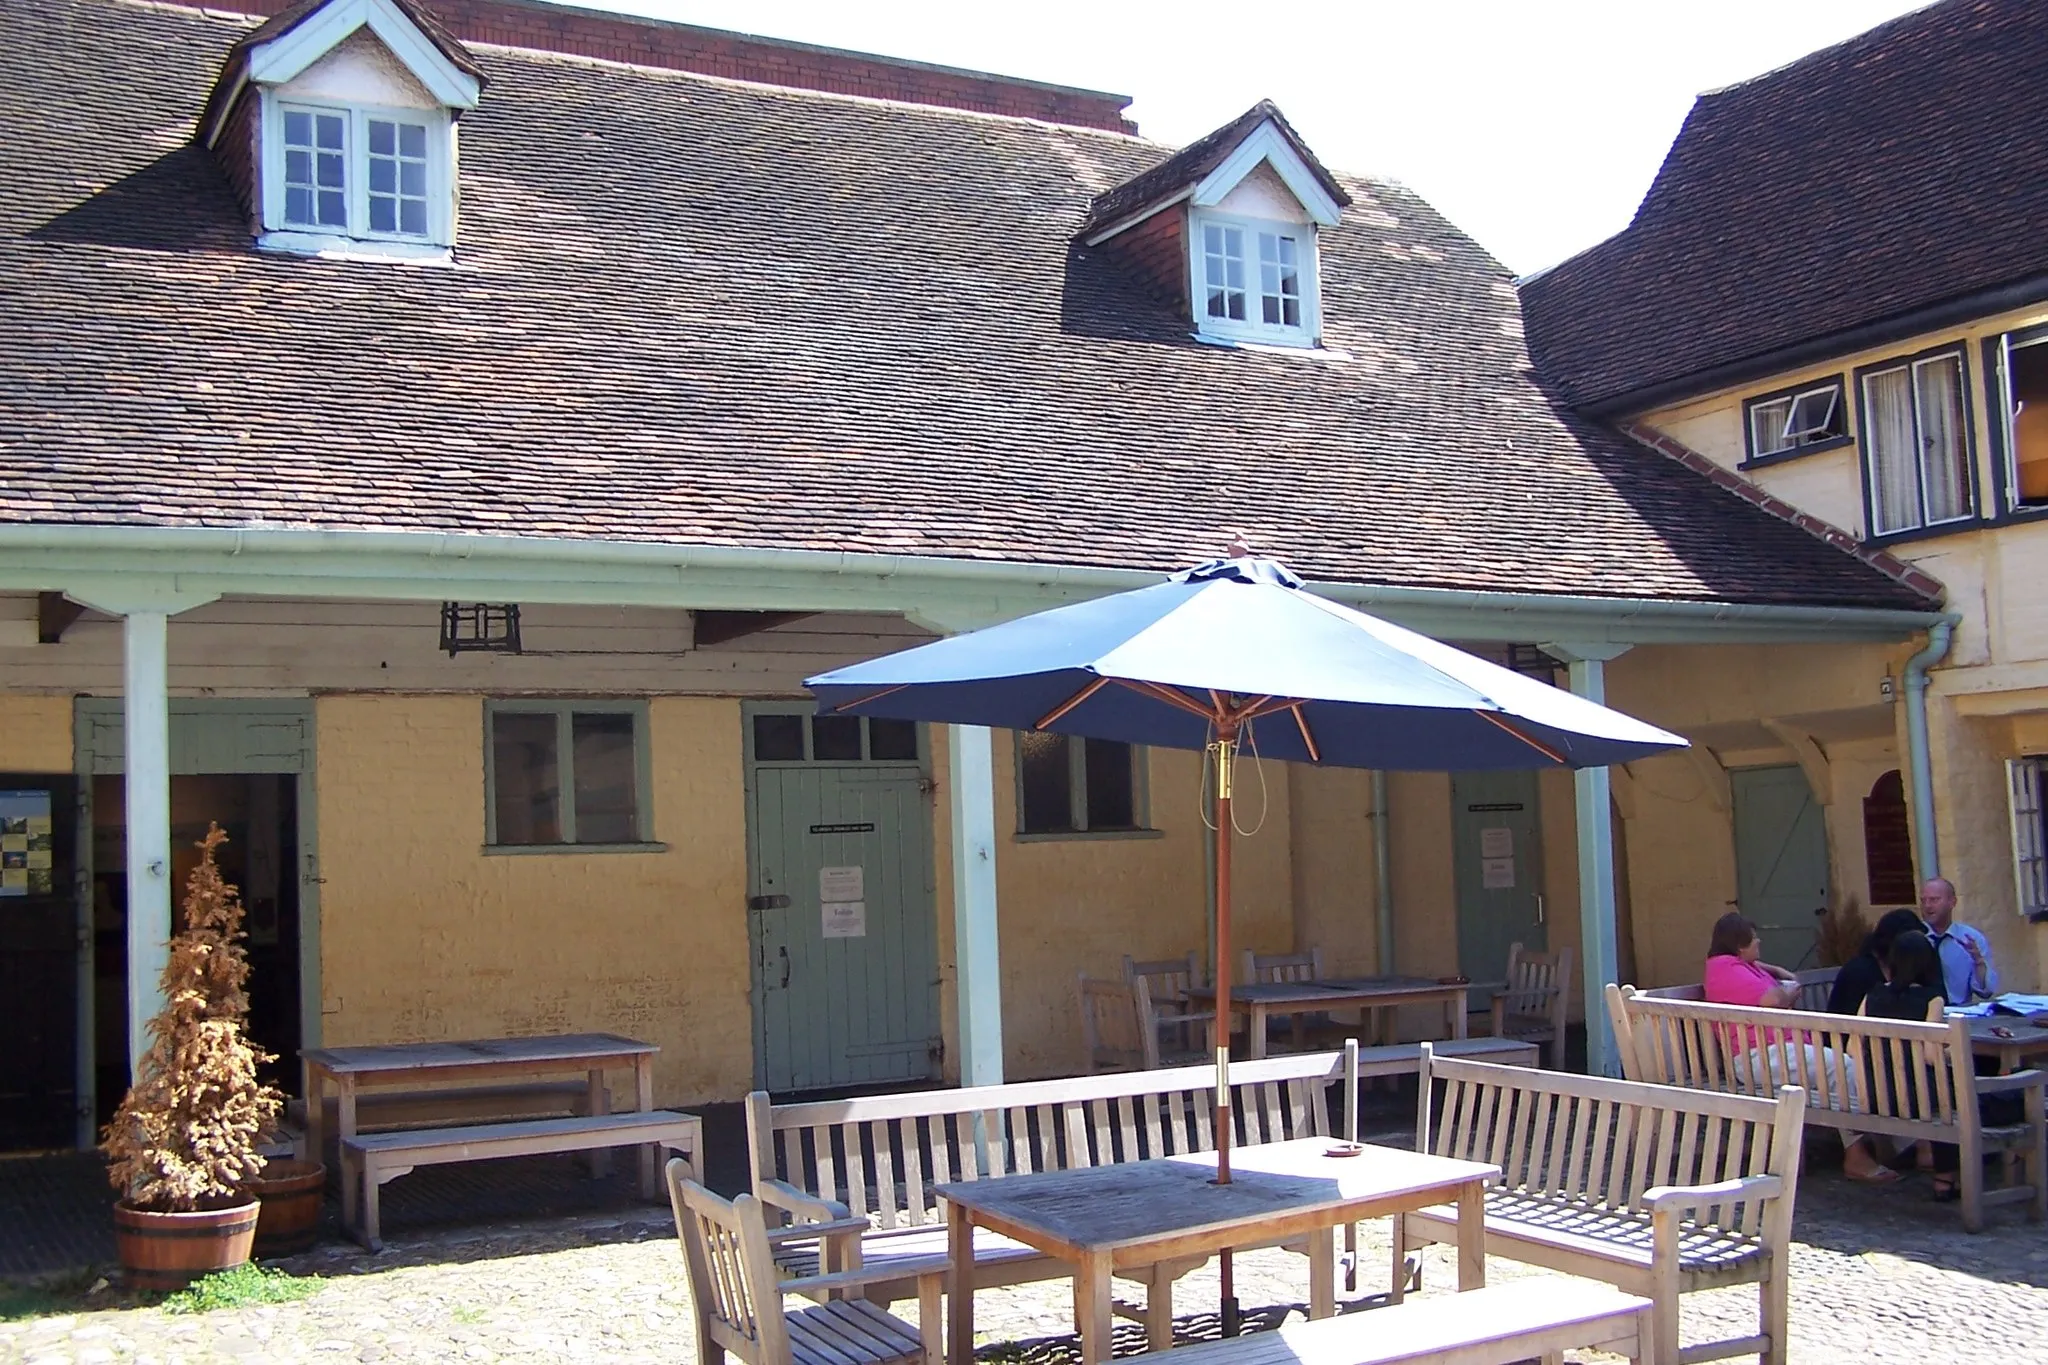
[1288,764,1380,976]
[1927,704,2048,991]
[0,696,73,771]
[313,694,752,1106]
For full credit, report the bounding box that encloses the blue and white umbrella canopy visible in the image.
[807,556,1686,770]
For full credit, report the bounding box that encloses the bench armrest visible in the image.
[764,1216,873,1246]
[781,1254,950,1299]
[1642,1174,1785,1213]
[1974,1068,2048,1096]
[757,1178,853,1224]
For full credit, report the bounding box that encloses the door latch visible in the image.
[748,894,791,911]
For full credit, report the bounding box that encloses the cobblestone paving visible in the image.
[6,1166,2048,1364]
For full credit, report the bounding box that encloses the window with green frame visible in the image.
[485,701,652,847]
[1016,732,1145,835]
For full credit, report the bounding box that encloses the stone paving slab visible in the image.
[6,1160,2048,1365]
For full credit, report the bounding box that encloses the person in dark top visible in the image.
[1828,908,1928,1016]
[1862,931,2021,1200]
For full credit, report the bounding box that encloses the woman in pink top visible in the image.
[1703,914,1895,1184]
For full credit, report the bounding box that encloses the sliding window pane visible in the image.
[1915,355,1970,524]
[572,712,638,843]
[492,712,560,845]
[1863,367,1919,534]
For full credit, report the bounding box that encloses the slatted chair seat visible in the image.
[783,1301,925,1365]
[1409,1190,1767,1279]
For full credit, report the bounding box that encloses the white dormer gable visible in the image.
[1189,120,1344,228]
[209,0,481,260]
[246,0,480,110]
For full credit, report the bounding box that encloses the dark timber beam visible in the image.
[37,592,84,644]
[692,610,817,648]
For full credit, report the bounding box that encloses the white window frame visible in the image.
[1994,327,2048,513]
[1189,208,1321,348]
[483,699,657,852]
[1859,347,1974,536]
[260,90,454,252]
[2010,757,2048,920]
[1744,379,1846,460]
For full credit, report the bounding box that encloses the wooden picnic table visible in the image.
[300,1032,662,1195]
[937,1135,1500,1365]
[1963,1014,2048,1073]
[1187,977,1470,1059]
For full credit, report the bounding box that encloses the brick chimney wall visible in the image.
[184,0,1137,132]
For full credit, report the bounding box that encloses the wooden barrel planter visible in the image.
[112,1198,260,1290]
[246,1158,327,1258]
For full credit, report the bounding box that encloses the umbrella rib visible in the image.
[1289,703,1321,763]
[826,684,907,713]
[1115,678,1222,721]
[1476,708,1569,764]
[1035,676,1110,730]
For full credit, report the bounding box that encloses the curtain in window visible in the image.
[1916,355,1969,524]
[1864,367,1919,534]
[2010,759,2048,918]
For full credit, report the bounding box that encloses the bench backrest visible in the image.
[1418,1045,1806,1241]
[1607,984,1979,1133]
[746,1051,1342,1230]
[1635,966,1839,1014]
[1079,974,1158,1072]
[1244,947,1326,984]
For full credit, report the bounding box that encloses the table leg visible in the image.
[301,1061,324,1166]
[337,1076,358,1158]
[1308,1225,1336,1319]
[947,1201,975,1365]
[1077,1252,1114,1365]
[1455,1179,1486,1291]
[635,1056,657,1199]
[1250,1004,1269,1061]
[586,1067,613,1180]
[1451,989,1469,1041]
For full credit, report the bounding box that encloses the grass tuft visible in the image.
[160,1263,318,1315]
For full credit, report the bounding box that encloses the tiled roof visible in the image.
[1079,99,1350,237]
[1521,0,2048,411]
[0,0,1936,612]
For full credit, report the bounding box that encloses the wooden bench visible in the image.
[341,1109,703,1250]
[1608,983,2048,1233]
[1635,965,1839,1013]
[1398,1045,1806,1365]
[293,1079,604,1157]
[1129,1277,1651,1365]
[747,1037,1538,1351]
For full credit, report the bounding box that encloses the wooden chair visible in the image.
[1080,974,1158,1071]
[1489,942,1574,1070]
[1243,947,1331,1051]
[667,1162,941,1365]
[1122,952,1213,1059]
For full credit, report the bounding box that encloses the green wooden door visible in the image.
[746,709,938,1093]
[1451,770,1546,983]
[1731,765,1829,970]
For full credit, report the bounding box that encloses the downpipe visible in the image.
[1903,615,1960,878]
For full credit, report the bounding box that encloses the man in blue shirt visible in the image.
[1922,877,1997,1005]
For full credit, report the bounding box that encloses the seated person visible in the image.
[1828,908,1928,1016]
[1863,931,2023,1201]
[1704,912,1892,1183]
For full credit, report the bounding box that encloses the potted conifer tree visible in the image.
[101,825,283,1288]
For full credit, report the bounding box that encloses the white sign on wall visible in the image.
[819,865,864,902]
[1481,857,1516,890]
[1479,827,1514,859]
[822,901,868,938]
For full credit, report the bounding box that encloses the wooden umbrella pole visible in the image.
[1212,725,1239,1335]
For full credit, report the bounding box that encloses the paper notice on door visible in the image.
[1481,857,1516,890]
[819,865,864,903]
[1479,826,1514,859]
[822,901,867,938]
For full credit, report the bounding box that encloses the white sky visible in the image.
[572,0,1930,275]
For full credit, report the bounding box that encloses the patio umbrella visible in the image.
[805,553,1685,1323]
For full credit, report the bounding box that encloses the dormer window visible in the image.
[1196,214,1311,340]
[199,0,482,260]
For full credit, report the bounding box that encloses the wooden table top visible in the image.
[1186,977,1465,1006]
[1965,1016,2048,1048]
[935,1137,1498,1254]
[301,1032,657,1075]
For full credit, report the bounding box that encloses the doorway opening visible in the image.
[92,773,302,1122]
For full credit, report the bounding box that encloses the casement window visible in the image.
[1992,327,2048,512]
[1744,379,1847,461]
[1860,348,1974,536]
[265,97,451,247]
[1191,210,1319,346]
[486,701,652,849]
[1017,733,1146,836]
[2008,758,2048,921]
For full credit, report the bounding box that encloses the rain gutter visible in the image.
[1903,614,1961,878]
[0,525,1949,643]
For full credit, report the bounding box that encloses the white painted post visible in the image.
[124,610,172,1077]
[949,723,1003,1085]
